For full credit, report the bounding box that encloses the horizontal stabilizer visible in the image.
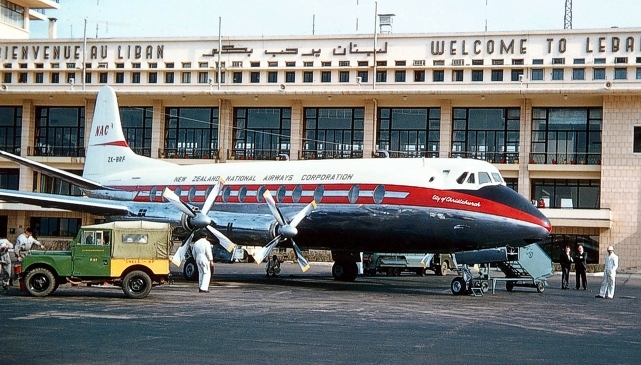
[0,189,130,216]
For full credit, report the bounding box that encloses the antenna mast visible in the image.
[564,0,572,29]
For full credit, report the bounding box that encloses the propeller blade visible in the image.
[291,239,310,273]
[263,190,286,226]
[420,253,434,269]
[252,235,282,265]
[201,178,225,215]
[162,187,196,218]
[170,231,195,266]
[206,225,236,253]
[289,200,317,228]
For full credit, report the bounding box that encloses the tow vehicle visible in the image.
[362,253,454,276]
[19,221,172,299]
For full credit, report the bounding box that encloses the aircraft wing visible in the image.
[0,189,130,216]
[0,150,108,191]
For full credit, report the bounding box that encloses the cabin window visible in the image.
[205,186,213,201]
[314,185,324,203]
[292,185,302,203]
[276,185,287,203]
[348,185,360,204]
[188,186,197,202]
[491,172,504,183]
[256,185,266,203]
[150,186,157,201]
[174,186,182,199]
[238,186,247,203]
[466,173,475,184]
[456,173,468,184]
[222,186,231,202]
[122,233,148,244]
[478,172,492,184]
[373,184,385,204]
[429,176,435,183]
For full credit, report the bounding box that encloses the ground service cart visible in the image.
[19,221,172,299]
[362,253,454,276]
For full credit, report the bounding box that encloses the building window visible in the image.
[552,69,564,80]
[472,70,483,81]
[165,72,174,83]
[303,71,313,83]
[358,61,369,67]
[0,106,22,155]
[51,72,60,83]
[304,62,313,67]
[432,70,444,82]
[531,69,544,80]
[339,61,350,67]
[634,126,641,153]
[395,70,406,82]
[35,72,43,83]
[100,72,108,83]
[532,179,600,209]
[233,108,291,160]
[30,218,81,238]
[614,68,627,80]
[164,107,219,159]
[302,108,364,159]
[453,70,463,82]
[594,58,606,64]
[552,58,565,65]
[18,72,27,83]
[267,71,277,83]
[539,234,599,265]
[532,59,544,65]
[120,107,153,157]
[321,71,331,83]
[322,61,331,67]
[358,70,369,83]
[512,59,524,65]
[148,72,157,84]
[511,69,524,81]
[339,71,349,83]
[285,71,295,83]
[530,108,602,164]
[491,70,503,81]
[376,70,387,82]
[636,68,641,80]
[492,59,504,65]
[181,72,191,83]
[472,59,484,65]
[0,169,19,190]
[34,107,85,157]
[85,72,92,84]
[198,72,208,83]
[377,108,441,158]
[572,68,585,80]
[377,61,388,66]
[132,72,141,83]
[414,70,425,82]
[116,72,126,83]
[268,61,278,67]
[251,72,260,83]
[593,68,606,80]
[452,108,521,163]
[573,58,585,64]
[233,72,242,83]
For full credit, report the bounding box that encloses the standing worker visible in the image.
[574,244,588,290]
[596,246,618,299]
[0,239,13,290]
[559,245,573,290]
[192,229,213,293]
[14,227,44,261]
[266,254,281,278]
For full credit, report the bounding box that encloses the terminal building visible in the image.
[1,1,640,268]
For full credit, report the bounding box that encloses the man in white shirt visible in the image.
[191,229,214,293]
[596,246,619,299]
[0,239,13,290]
[14,227,44,261]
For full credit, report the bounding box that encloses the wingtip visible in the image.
[301,264,311,272]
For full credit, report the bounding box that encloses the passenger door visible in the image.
[72,230,111,277]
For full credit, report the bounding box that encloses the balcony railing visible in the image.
[528,152,601,165]
[449,151,520,164]
[299,149,364,160]
[374,150,440,158]
[160,148,220,160]
[28,146,85,157]
[0,146,21,155]
[228,149,289,161]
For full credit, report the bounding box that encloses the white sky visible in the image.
[29,0,641,39]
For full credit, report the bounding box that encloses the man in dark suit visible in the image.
[560,245,573,289]
[574,244,588,290]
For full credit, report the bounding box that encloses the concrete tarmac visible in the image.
[1,262,639,365]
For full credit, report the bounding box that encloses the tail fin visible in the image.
[83,86,174,182]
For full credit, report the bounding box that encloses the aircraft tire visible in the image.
[122,270,152,299]
[450,277,467,295]
[183,260,199,281]
[24,267,57,297]
[506,281,515,292]
[536,281,545,293]
[332,261,358,282]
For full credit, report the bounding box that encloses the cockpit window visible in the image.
[456,172,468,184]
[466,173,475,184]
[491,172,504,183]
[478,172,491,184]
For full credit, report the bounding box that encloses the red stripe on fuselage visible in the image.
[111,182,549,231]
[94,140,129,147]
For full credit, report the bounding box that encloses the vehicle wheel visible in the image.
[393,268,401,276]
[183,259,198,281]
[481,281,490,293]
[24,268,57,297]
[332,261,358,282]
[332,262,347,280]
[506,281,514,292]
[386,268,394,276]
[451,277,467,295]
[439,262,448,276]
[122,270,152,299]
[536,281,545,293]
[416,268,425,276]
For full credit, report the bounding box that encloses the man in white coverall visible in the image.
[0,239,13,290]
[192,229,214,293]
[596,246,619,299]
[14,227,44,261]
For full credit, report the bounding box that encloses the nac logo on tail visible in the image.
[95,124,110,136]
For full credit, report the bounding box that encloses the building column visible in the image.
[84,98,96,158]
[218,99,233,162]
[439,99,452,157]
[19,99,34,192]
[363,98,376,158]
[519,98,532,199]
[290,99,302,161]
[151,99,164,158]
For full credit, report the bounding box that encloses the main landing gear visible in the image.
[331,251,360,282]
